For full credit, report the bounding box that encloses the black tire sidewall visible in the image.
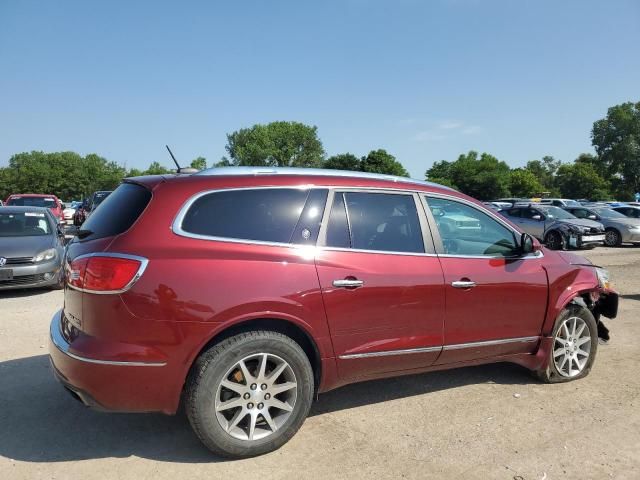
[187,332,314,458]
[546,231,563,250]
[546,304,598,383]
[605,229,621,247]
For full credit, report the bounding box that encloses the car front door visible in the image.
[518,208,546,239]
[315,190,445,380]
[424,195,548,363]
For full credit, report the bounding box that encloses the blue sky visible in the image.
[1,0,639,178]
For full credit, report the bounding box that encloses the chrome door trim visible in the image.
[451,280,477,289]
[442,336,539,351]
[332,279,365,288]
[338,336,539,360]
[338,346,442,360]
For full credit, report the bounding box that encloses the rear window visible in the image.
[80,183,151,240]
[7,196,57,208]
[180,188,316,244]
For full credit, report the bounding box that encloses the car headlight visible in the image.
[596,267,611,290]
[33,248,57,263]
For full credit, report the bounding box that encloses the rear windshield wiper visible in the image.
[76,229,93,239]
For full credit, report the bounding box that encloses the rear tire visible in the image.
[604,228,622,247]
[185,330,314,458]
[534,304,598,383]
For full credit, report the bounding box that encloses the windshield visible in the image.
[595,208,627,219]
[540,206,576,220]
[7,196,57,209]
[564,200,581,207]
[0,212,52,237]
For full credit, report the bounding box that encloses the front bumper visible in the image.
[0,260,61,290]
[48,309,176,413]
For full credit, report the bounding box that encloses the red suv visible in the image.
[49,168,618,458]
[5,193,65,222]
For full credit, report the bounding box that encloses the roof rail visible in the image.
[194,166,453,190]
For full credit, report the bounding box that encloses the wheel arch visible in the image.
[182,316,323,397]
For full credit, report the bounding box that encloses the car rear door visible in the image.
[315,190,445,380]
[423,195,547,363]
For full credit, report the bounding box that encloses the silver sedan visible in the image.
[564,206,640,246]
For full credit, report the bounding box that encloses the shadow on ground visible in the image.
[0,354,533,464]
[0,288,56,299]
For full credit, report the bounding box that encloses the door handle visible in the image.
[332,279,364,288]
[451,280,477,289]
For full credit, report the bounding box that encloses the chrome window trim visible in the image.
[50,313,166,367]
[171,186,324,247]
[338,336,539,359]
[66,252,149,295]
[170,185,541,258]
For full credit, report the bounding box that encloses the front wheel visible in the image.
[604,229,622,247]
[185,331,314,458]
[545,230,564,250]
[535,304,598,383]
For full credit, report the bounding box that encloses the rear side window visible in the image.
[80,183,152,240]
[180,188,322,244]
[326,192,424,253]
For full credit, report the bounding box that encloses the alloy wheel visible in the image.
[546,232,561,250]
[604,230,619,247]
[553,316,592,377]
[215,353,298,441]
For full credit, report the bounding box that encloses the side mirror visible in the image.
[532,214,542,221]
[588,214,597,220]
[56,223,65,236]
[520,233,540,255]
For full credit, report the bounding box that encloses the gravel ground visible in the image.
[1,247,639,480]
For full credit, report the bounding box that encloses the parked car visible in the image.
[499,204,605,250]
[611,205,640,219]
[483,201,512,211]
[5,194,65,223]
[73,192,112,227]
[538,198,582,208]
[563,206,640,247]
[490,197,530,207]
[62,203,79,225]
[0,206,65,290]
[50,167,618,458]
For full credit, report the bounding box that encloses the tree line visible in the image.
[1,101,638,201]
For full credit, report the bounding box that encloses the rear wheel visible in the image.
[545,231,564,250]
[604,229,622,247]
[535,304,598,383]
[186,331,314,458]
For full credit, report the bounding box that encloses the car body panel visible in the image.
[49,169,617,413]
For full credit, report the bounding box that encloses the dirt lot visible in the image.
[1,247,639,480]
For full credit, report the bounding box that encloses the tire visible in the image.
[534,304,598,383]
[50,269,64,290]
[185,330,314,458]
[545,230,564,250]
[604,228,622,247]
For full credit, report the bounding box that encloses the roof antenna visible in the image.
[165,145,199,174]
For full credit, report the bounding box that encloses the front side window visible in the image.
[325,192,424,253]
[426,197,518,256]
[181,188,320,244]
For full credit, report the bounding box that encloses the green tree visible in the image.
[190,157,208,170]
[224,121,325,167]
[509,168,544,197]
[592,101,640,199]
[144,161,172,175]
[524,155,561,194]
[425,160,456,188]
[324,153,361,171]
[555,163,611,200]
[360,149,409,177]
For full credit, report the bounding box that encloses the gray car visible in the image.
[564,206,640,247]
[0,206,65,290]
[500,204,605,250]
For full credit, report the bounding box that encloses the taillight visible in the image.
[67,254,147,293]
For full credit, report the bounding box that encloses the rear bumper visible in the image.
[48,309,178,413]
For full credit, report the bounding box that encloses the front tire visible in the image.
[545,230,564,250]
[535,304,598,383]
[186,330,314,458]
[604,228,622,247]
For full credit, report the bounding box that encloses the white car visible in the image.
[62,201,81,225]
